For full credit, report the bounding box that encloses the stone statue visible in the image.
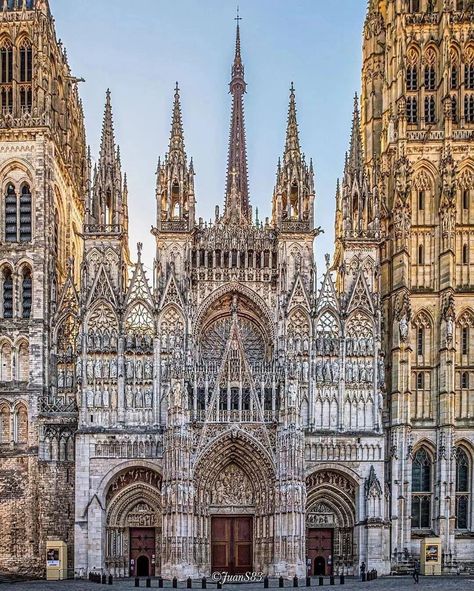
[144,360,153,380]
[87,359,94,381]
[346,360,353,383]
[135,359,143,380]
[332,360,339,382]
[110,358,118,379]
[102,386,110,407]
[86,388,94,407]
[126,385,134,408]
[144,388,153,407]
[94,388,102,407]
[94,359,103,379]
[135,388,143,408]
[126,359,134,379]
[75,357,82,379]
[287,382,298,408]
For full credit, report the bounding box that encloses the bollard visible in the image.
[318,577,323,586]
[217,582,222,590]
[279,576,284,588]
[306,576,311,587]
[146,579,151,588]
[102,574,107,584]
[109,574,113,585]
[330,575,335,585]
[340,574,345,585]
[264,576,269,588]
[187,577,192,589]
[159,576,164,588]
[173,577,178,589]
[135,578,139,588]
[293,575,298,588]
[361,573,366,582]
[202,577,207,589]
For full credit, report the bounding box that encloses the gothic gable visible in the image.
[346,269,374,315]
[159,272,185,311]
[315,269,339,315]
[287,273,311,313]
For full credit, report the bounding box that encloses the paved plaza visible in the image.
[1,577,474,591]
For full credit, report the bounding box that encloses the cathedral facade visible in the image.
[0,0,473,580]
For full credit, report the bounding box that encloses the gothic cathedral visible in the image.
[0,0,473,580]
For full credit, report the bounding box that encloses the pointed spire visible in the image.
[98,89,116,170]
[224,10,250,223]
[284,82,301,162]
[348,93,363,173]
[169,82,185,154]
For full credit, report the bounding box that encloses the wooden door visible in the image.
[129,528,155,577]
[211,516,253,574]
[306,528,334,576]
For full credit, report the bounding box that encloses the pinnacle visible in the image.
[169,82,185,153]
[98,89,116,169]
[348,92,363,173]
[284,82,301,158]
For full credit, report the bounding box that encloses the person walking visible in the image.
[412,560,420,584]
[360,561,366,582]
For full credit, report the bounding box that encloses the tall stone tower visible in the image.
[0,0,87,577]
[362,0,474,568]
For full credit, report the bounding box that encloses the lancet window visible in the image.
[411,447,433,529]
[456,448,470,530]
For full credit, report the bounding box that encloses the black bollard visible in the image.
[293,575,298,588]
[108,574,113,585]
[330,575,335,585]
[173,577,178,589]
[306,576,311,587]
[361,573,366,582]
[264,576,269,589]
[279,576,284,588]
[318,577,323,586]
[340,574,345,585]
[217,582,222,590]
[202,577,207,589]
[135,578,140,588]
[146,579,151,589]
[159,577,164,588]
[187,577,192,589]
[102,574,107,584]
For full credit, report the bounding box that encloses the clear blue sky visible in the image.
[52,0,366,280]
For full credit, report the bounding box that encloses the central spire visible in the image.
[224,10,250,223]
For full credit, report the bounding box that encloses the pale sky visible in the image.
[52,0,366,281]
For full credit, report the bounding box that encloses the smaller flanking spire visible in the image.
[347,93,363,174]
[169,82,185,154]
[284,82,301,163]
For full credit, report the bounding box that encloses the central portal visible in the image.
[307,528,334,576]
[211,516,253,574]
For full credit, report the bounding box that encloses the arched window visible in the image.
[465,95,474,124]
[417,326,424,356]
[451,95,458,124]
[407,96,418,124]
[456,448,470,530]
[425,96,436,124]
[5,183,17,242]
[17,341,29,382]
[416,372,425,390]
[2,267,13,319]
[19,41,32,83]
[462,326,469,356]
[425,65,436,91]
[418,244,424,265]
[465,60,474,90]
[463,244,469,265]
[463,190,470,211]
[0,41,13,114]
[21,267,32,318]
[412,447,432,529]
[14,404,28,444]
[408,0,420,12]
[19,184,32,241]
[407,65,418,91]
[0,342,12,381]
[462,371,469,389]
[418,190,425,210]
[0,404,10,443]
[451,64,459,89]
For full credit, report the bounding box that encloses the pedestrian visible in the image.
[360,561,366,581]
[412,559,420,584]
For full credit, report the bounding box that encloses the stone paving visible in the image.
[1,576,474,591]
